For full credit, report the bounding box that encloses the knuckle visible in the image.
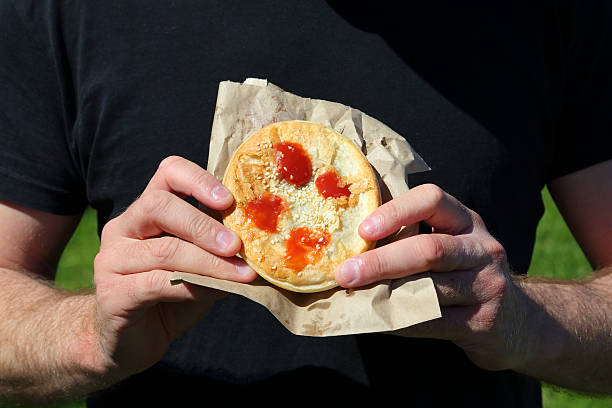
[93,270,105,290]
[143,271,166,298]
[417,235,445,266]
[486,239,507,263]
[158,155,183,172]
[437,274,463,300]
[93,270,112,296]
[362,252,385,282]
[469,209,484,225]
[139,190,171,217]
[476,301,501,332]
[150,237,180,263]
[468,309,495,334]
[487,274,508,300]
[100,217,118,243]
[205,254,226,275]
[93,251,109,272]
[129,271,166,305]
[191,168,214,189]
[466,209,487,233]
[421,183,445,207]
[189,213,215,242]
[378,202,400,229]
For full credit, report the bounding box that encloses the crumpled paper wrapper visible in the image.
[170,78,440,336]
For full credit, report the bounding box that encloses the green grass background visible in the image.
[51,189,612,407]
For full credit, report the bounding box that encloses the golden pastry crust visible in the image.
[223,121,380,293]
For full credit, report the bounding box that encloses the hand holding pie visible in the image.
[222,121,380,292]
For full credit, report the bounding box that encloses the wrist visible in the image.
[63,295,121,390]
[510,276,570,373]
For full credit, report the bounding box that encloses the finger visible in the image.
[359,184,477,240]
[374,223,419,248]
[146,156,233,210]
[388,305,478,341]
[158,296,225,342]
[335,234,489,287]
[116,190,241,256]
[98,236,257,282]
[121,269,220,309]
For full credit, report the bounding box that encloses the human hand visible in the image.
[334,184,528,371]
[92,156,257,379]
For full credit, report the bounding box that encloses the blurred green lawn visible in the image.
[52,189,612,408]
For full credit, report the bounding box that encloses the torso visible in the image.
[57,1,561,405]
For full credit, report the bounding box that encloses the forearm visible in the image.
[514,267,612,394]
[0,268,115,404]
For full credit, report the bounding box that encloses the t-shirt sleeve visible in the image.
[549,1,612,181]
[0,1,86,215]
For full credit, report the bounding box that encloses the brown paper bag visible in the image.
[170,78,441,336]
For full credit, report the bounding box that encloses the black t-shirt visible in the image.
[1,1,611,407]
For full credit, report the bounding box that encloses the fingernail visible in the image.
[236,263,253,277]
[216,230,236,250]
[211,185,231,202]
[340,259,361,286]
[360,215,379,236]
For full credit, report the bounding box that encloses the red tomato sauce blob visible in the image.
[274,142,312,186]
[315,170,351,198]
[284,227,330,272]
[244,193,286,232]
